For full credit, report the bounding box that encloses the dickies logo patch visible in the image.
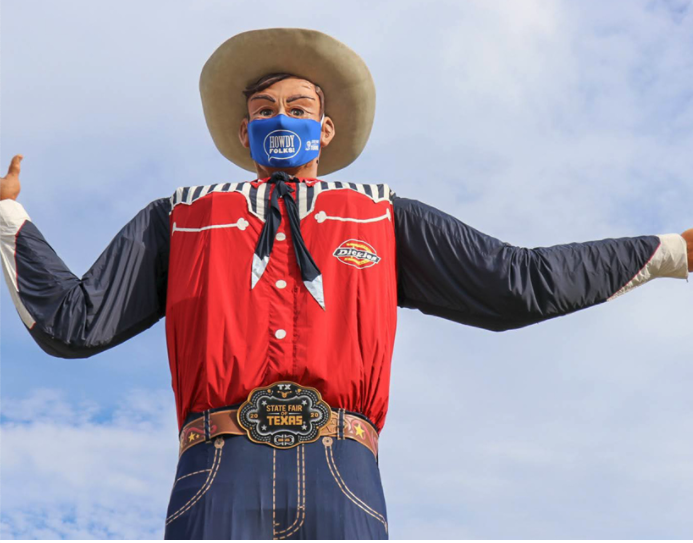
[333,239,381,269]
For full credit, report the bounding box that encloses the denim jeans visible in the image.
[163,430,388,539]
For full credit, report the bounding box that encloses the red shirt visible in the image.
[5,170,664,432]
[165,177,397,432]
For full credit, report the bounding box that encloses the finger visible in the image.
[6,154,23,177]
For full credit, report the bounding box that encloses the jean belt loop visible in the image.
[337,408,345,440]
[203,409,211,442]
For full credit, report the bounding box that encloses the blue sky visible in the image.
[2,0,693,538]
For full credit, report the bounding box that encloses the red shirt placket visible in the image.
[261,183,301,380]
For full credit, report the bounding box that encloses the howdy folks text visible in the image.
[269,134,297,154]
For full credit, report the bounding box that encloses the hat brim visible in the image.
[199,28,376,176]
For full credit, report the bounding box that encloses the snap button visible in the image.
[275,329,287,340]
[275,280,287,289]
[276,232,286,241]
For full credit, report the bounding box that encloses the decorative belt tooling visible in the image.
[237,381,331,449]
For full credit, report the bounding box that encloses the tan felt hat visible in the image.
[199,28,376,176]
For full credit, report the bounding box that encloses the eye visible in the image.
[290,108,305,117]
[258,108,274,117]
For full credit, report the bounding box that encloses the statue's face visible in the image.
[238,77,335,156]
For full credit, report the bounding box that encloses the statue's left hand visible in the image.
[0,154,22,201]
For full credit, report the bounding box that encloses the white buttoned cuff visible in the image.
[607,233,689,301]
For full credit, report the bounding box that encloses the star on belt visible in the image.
[251,171,325,310]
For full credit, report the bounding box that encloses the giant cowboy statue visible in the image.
[1,28,693,540]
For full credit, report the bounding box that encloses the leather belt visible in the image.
[179,407,379,459]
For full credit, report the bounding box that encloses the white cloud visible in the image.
[0,389,179,539]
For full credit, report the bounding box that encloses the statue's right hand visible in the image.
[0,154,23,201]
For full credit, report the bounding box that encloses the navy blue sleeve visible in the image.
[393,195,661,331]
[13,197,171,358]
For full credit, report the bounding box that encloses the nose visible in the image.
[276,102,289,117]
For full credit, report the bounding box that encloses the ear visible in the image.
[320,116,336,148]
[239,117,250,149]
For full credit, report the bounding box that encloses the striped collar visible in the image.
[170,180,392,221]
[251,176,322,188]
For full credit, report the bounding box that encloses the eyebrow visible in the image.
[287,95,316,103]
[248,94,316,104]
[249,94,276,103]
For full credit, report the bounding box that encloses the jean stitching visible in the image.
[173,468,212,487]
[273,446,302,536]
[327,444,386,525]
[277,445,306,540]
[323,439,388,533]
[166,436,225,525]
[274,445,306,540]
[272,449,276,534]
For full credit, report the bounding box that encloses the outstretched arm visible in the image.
[0,155,171,358]
[393,195,688,332]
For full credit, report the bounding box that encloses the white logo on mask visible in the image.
[263,130,302,162]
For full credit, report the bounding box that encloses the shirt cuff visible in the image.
[0,198,35,329]
[607,233,688,302]
[0,198,31,235]
[653,233,689,281]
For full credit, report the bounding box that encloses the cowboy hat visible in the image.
[199,28,376,176]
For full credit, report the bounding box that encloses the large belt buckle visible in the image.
[237,381,331,449]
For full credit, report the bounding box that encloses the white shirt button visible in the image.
[276,232,286,241]
[275,329,287,339]
[276,280,287,289]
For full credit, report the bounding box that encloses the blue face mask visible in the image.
[247,114,324,169]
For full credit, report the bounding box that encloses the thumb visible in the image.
[7,154,23,177]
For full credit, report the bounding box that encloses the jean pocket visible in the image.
[165,436,225,526]
[321,437,388,535]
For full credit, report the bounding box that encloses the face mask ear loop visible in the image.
[320,114,325,127]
